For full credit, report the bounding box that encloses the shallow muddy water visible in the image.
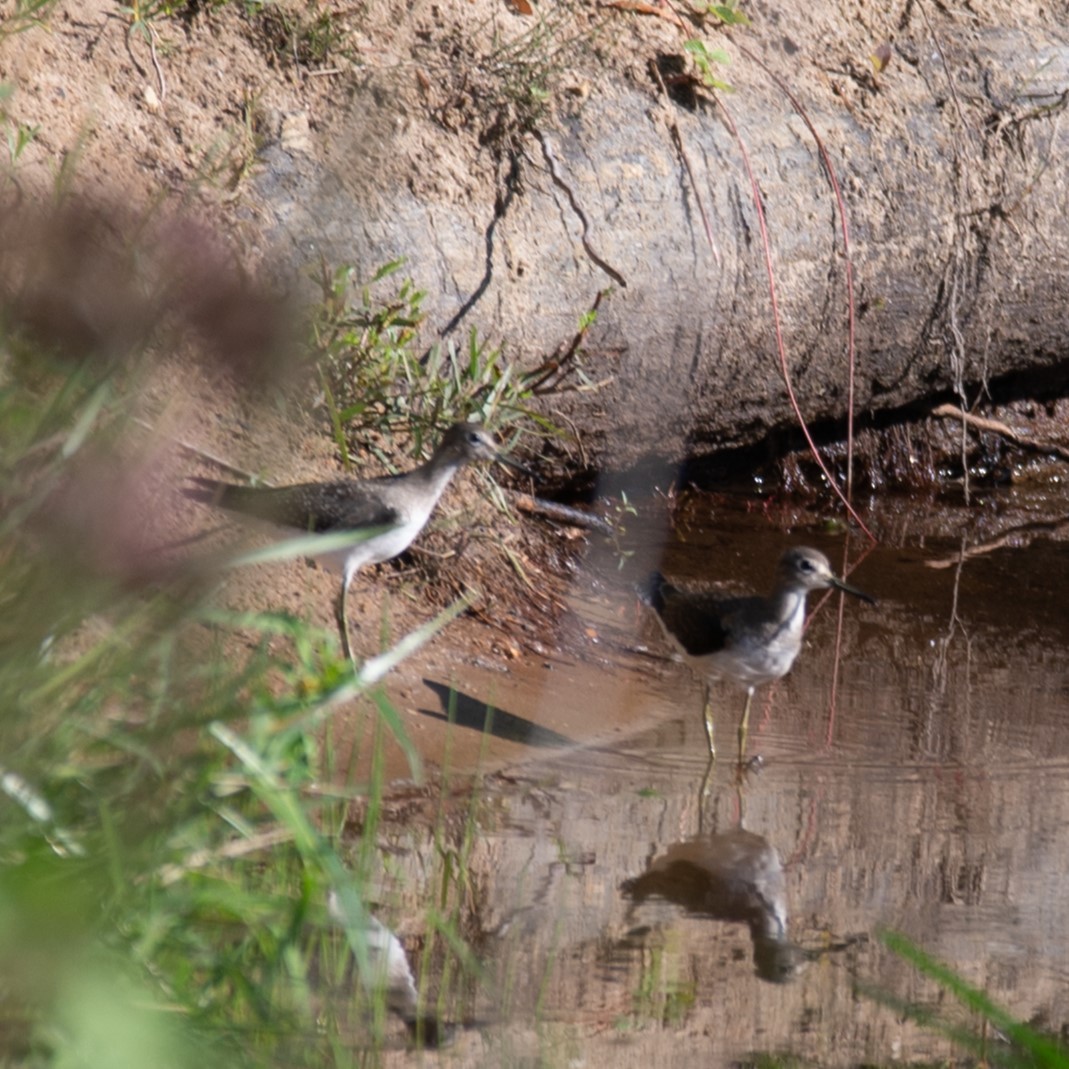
[352,490,1069,1066]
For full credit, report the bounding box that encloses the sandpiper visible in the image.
[642,546,874,760]
[185,422,527,661]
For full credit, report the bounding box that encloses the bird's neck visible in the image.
[768,586,809,637]
[409,452,464,505]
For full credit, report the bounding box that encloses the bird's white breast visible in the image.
[703,589,808,688]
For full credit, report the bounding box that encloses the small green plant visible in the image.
[184,111,266,199]
[5,115,39,163]
[694,1,750,26]
[310,260,543,468]
[0,0,58,39]
[118,0,174,37]
[256,1,354,69]
[115,0,266,21]
[431,3,607,150]
[685,38,735,93]
[0,85,40,168]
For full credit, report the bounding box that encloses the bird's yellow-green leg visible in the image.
[336,583,355,664]
[701,682,717,759]
[737,685,755,767]
[698,750,716,834]
[695,684,717,832]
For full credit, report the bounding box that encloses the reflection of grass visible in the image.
[741,1057,816,1068]
[870,930,1069,1068]
[619,933,696,1031]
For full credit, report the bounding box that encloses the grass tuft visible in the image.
[309,259,547,469]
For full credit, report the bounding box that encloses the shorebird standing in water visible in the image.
[186,422,527,662]
[642,546,874,762]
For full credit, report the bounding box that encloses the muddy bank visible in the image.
[249,3,1069,466]
[4,1,1068,480]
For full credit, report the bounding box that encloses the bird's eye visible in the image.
[467,431,481,446]
[799,558,814,571]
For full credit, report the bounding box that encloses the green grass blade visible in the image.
[356,596,469,687]
[223,525,397,569]
[880,929,1069,1067]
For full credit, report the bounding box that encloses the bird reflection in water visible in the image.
[327,891,452,1046]
[622,828,806,984]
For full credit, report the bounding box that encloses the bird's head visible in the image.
[439,422,531,475]
[778,546,875,604]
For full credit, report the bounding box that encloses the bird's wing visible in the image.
[644,574,731,657]
[716,594,780,645]
[184,477,400,532]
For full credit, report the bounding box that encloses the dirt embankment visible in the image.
[5,0,1068,488]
